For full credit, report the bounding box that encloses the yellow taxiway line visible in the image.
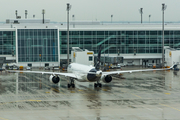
[0,117,9,120]
[159,103,180,112]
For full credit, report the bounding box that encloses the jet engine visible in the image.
[102,75,112,83]
[49,75,60,84]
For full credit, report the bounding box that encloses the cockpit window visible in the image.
[89,56,93,61]
[68,65,71,68]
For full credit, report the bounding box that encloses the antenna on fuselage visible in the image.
[95,45,102,70]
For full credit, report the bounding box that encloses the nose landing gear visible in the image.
[94,82,102,88]
[68,78,75,88]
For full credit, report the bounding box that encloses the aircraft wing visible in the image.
[7,70,78,79]
[102,67,171,76]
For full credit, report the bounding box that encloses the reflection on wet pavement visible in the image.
[0,67,180,119]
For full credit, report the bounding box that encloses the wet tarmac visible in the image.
[0,67,180,120]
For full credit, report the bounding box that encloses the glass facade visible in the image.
[0,31,16,55]
[59,30,180,54]
[18,29,58,62]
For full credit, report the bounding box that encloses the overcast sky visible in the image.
[1,0,179,22]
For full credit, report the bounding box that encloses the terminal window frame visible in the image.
[60,30,180,55]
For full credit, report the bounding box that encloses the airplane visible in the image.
[7,46,177,88]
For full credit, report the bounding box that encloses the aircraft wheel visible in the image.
[94,83,97,87]
[99,83,102,87]
[68,84,71,88]
[72,84,75,88]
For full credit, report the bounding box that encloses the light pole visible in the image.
[162,3,167,68]
[15,10,18,19]
[111,15,113,23]
[25,10,28,19]
[39,54,41,68]
[42,9,45,24]
[149,15,151,23]
[118,49,120,56]
[67,3,71,66]
[134,49,136,56]
[139,8,143,23]
[12,50,15,63]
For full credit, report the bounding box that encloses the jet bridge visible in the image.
[100,56,123,64]
[71,47,94,66]
[165,47,180,67]
[94,56,123,69]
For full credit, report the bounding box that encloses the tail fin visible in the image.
[95,45,102,70]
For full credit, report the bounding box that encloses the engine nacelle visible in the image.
[102,75,112,83]
[49,75,60,84]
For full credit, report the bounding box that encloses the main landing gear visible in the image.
[94,82,102,88]
[68,78,75,88]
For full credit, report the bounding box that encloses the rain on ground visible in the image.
[0,67,180,120]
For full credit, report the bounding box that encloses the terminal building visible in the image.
[1,18,180,67]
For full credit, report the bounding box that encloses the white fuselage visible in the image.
[67,63,100,82]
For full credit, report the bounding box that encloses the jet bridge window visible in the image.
[89,56,93,61]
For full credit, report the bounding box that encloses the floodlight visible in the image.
[139,8,143,23]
